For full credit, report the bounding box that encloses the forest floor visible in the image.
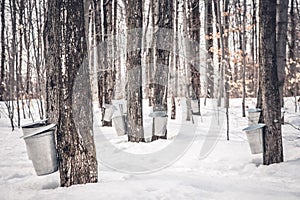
[0,97,300,200]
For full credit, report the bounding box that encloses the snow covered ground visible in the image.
[0,98,300,200]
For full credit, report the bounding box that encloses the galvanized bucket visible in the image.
[154,116,168,137]
[103,104,116,122]
[242,123,265,154]
[21,120,48,159]
[191,100,199,113]
[149,111,168,137]
[247,108,261,125]
[113,115,126,136]
[22,123,58,176]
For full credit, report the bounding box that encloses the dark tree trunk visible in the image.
[102,0,113,127]
[214,0,222,107]
[8,0,17,130]
[216,0,229,139]
[24,0,33,120]
[16,0,25,125]
[45,0,98,187]
[0,0,5,101]
[94,0,104,109]
[259,0,284,165]
[188,0,201,115]
[205,0,214,101]
[151,0,173,141]
[251,0,258,97]
[242,0,247,117]
[174,0,179,98]
[276,0,288,110]
[171,94,176,119]
[288,0,298,106]
[33,0,44,120]
[125,0,144,142]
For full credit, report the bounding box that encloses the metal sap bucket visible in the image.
[154,116,168,136]
[247,108,261,125]
[112,115,127,136]
[149,111,168,137]
[21,120,48,159]
[21,123,58,176]
[103,104,116,122]
[191,100,199,113]
[242,123,265,154]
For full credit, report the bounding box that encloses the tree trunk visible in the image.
[151,0,173,141]
[276,0,288,110]
[183,1,192,122]
[251,0,258,97]
[242,0,247,117]
[45,0,98,187]
[217,0,230,140]
[94,0,104,108]
[33,0,44,120]
[259,0,284,165]
[9,0,17,130]
[174,0,179,98]
[205,0,214,101]
[125,0,144,142]
[102,0,113,127]
[24,0,34,120]
[214,0,222,107]
[188,0,201,115]
[288,0,298,107]
[0,0,5,101]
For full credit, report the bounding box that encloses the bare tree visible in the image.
[94,0,104,110]
[0,0,5,101]
[288,0,299,111]
[241,0,247,117]
[276,0,288,122]
[45,0,98,187]
[125,0,144,142]
[259,0,284,165]
[102,0,114,126]
[187,0,201,115]
[205,0,214,104]
[151,0,173,140]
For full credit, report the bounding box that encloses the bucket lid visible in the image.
[21,119,48,128]
[21,123,56,139]
[149,111,167,118]
[247,108,261,113]
[242,123,266,132]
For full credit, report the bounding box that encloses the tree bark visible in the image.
[259,0,284,165]
[125,0,144,142]
[151,0,173,141]
[205,0,214,101]
[0,0,5,101]
[45,0,98,187]
[288,0,298,104]
[94,0,104,108]
[242,0,247,117]
[102,0,113,127]
[188,0,201,115]
[276,0,288,110]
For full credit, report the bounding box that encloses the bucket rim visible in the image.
[247,108,262,113]
[23,129,54,139]
[21,119,48,128]
[242,123,266,132]
[149,111,167,118]
[21,123,56,139]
